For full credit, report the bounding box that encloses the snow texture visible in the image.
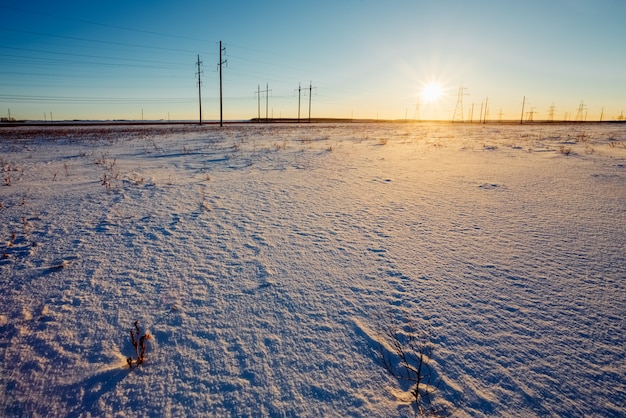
[0,123,625,417]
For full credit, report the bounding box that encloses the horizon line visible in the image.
[2,118,626,127]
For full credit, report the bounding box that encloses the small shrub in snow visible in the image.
[100,174,111,190]
[376,324,447,417]
[127,321,151,368]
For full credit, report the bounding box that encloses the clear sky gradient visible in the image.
[1,0,624,121]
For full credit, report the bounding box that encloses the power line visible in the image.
[0,27,209,57]
[0,94,194,104]
[0,4,212,43]
[0,46,186,68]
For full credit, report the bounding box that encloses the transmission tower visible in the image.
[575,100,586,122]
[414,100,421,122]
[451,84,468,122]
[196,54,203,125]
[548,103,556,122]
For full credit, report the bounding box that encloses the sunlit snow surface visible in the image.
[1,123,624,417]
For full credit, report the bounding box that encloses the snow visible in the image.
[0,122,625,417]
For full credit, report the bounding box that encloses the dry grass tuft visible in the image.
[127,320,151,368]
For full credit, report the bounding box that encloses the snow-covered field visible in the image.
[0,122,624,417]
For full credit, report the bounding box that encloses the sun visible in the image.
[421,82,443,103]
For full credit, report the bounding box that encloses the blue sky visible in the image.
[1,0,624,121]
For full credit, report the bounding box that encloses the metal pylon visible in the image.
[452,85,468,122]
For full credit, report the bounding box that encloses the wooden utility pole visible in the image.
[296,83,302,123]
[266,83,270,122]
[255,84,271,122]
[520,96,526,124]
[483,97,489,124]
[218,41,227,127]
[256,85,261,122]
[307,81,316,123]
[196,54,203,125]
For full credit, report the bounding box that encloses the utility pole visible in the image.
[266,83,270,122]
[600,107,604,122]
[483,97,489,124]
[255,85,261,122]
[296,82,302,123]
[255,84,272,123]
[520,96,526,124]
[307,81,316,123]
[196,54,203,125]
[218,41,227,127]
